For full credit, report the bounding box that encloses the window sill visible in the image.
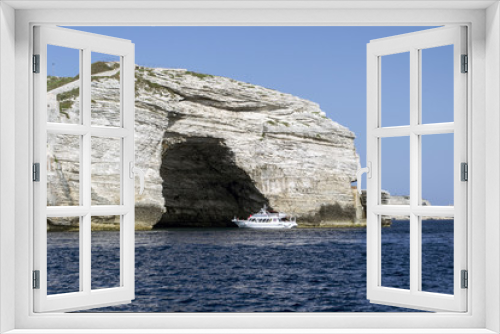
[4,329,498,334]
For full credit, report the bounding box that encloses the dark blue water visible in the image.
[47,220,454,312]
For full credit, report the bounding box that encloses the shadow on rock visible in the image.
[156,133,269,228]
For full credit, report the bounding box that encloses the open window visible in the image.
[2,0,496,330]
[364,26,467,312]
[33,26,136,312]
[31,24,467,315]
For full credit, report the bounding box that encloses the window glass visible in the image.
[421,45,454,124]
[421,216,454,294]
[91,137,122,206]
[91,52,121,127]
[91,215,121,289]
[47,133,80,206]
[47,216,80,294]
[381,137,410,205]
[47,45,80,124]
[421,133,454,206]
[381,216,410,289]
[381,52,410,127]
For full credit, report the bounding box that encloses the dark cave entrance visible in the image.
[156,133,269,228]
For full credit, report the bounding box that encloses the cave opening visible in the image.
[156,133,269,228]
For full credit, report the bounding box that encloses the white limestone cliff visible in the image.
[46,63,360,229]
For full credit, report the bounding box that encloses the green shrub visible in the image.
[59,101,73,118]
[57,88,79,102]
[91,61,113,75]
[135,76,176,97]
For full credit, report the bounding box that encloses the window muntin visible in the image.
[47,45,81,124]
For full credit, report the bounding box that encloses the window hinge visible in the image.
[33,54,40,73]
[461,162,468,182]
[461,270,468,289]
[33,270,40,289]
[33,163,40,182]
[461,54,468,73]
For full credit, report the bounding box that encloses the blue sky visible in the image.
[56,26,454,206]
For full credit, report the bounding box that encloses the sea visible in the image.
[46,219,454,312]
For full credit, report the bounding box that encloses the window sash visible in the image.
[32,25,136,313]
[366,26,468,312]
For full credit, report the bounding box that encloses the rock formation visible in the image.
[46,62,360,230]
[358,190,432,223]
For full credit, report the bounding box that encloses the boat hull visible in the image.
[232,219,298,229]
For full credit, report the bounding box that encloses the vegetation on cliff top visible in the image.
[47,62,119,91]
[91,61,119,75]
[185,71,215,80]
[47,75,79,91]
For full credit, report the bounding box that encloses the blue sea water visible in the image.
[46,220,454,312]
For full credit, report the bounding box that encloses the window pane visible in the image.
[91,137,121,206]
[421,217,454,294]
[421,45,454,124]
[381,216,410,290]
[47,216,80,295]
[381,137,410,205]
[47,45,80,124]
[91,215,121,289]
[381,52,410,127]
[47,133,80,206]
[421,133,454,206]
[91,52,121,127]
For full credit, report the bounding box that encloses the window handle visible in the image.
[129,162,145,195]
[356,162,372,195]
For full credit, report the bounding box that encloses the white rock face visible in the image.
[46,63,359,229]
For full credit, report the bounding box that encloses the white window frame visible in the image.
[1,1,499,333]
